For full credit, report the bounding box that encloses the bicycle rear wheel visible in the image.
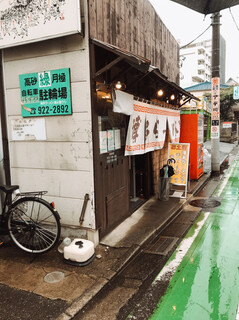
[8,197,61,254]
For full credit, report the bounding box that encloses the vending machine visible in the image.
[180,113,204,180]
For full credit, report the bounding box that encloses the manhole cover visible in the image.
[189,198,221,208]
[144,236,179,256]
[44,271,65,284]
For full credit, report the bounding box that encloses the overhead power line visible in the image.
[229,7,239,32]
[180,24,212,49]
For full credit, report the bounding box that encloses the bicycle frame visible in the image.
[0,187,51,230]
[0,184,61,254]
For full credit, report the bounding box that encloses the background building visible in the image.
[180,35,226,88]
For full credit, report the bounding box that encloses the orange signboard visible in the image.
[168,143,190,186]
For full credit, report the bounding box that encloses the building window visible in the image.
[96,91,126,156]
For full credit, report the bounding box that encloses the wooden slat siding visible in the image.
[135,3,140,56]
[125,1,131,53]
[88,0,179,82]
[130,0,135,53]
[137,1,142,57]
[103,0,109,44]
[96,0,104,41]
[115,0,121,48]
[88,0,97,40]
[110,0,117,46]
[132,0,137,55]
[140,5,145,62]
[131,0,135,53]
[118,1,125,50]
[149,4,153,65]
[143,0,148,60]
[106,186,126,227]
[172,35,176,80]
[161,24,165,71]
[147,6,150,63]
[166,29,169,78]
[155,14,161,67]
[151,5,156,66]
[160,17,163,45]
[163,24,167,75]
[150,3,154,66]
[169,38,172,78]
[131,0,136,54]
[170,32,173,79]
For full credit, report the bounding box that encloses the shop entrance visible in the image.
[93,91,131,239]
[130,153,153,212]
[93,91,153,238]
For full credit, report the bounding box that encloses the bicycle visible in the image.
[0,185,61,254]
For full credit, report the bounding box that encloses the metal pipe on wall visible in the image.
[0,50,11,185]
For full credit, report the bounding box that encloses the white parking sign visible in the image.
[233,86,239,100]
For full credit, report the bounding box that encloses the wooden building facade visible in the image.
[89,0,180,84]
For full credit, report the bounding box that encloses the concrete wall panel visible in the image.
[4,50,89,90]
[11,167,94,201]
[3,34,86,62]
[10,141,92,171]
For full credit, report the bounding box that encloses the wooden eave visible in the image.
[91,38,199,104]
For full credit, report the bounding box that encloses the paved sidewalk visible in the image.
[0,143,237,320]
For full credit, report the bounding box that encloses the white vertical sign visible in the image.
[211,77,220,139]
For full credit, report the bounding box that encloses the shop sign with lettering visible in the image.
[168,143,190,186]
[168,142,190,198]
[211,77,220,139]
[19,68,72,117]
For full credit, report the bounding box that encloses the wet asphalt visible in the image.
[0,283,68,320]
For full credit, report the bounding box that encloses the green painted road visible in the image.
[150,160,239,320]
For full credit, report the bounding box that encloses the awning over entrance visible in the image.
[91,38,198,106]
[91,38,151,74]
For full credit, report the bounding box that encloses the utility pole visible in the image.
[211,12,221,176]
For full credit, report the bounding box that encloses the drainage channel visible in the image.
[72,206,200,320]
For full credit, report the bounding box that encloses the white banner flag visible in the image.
[167,115,180,143]
[125,104,146,155]
[112,89,134,115]
[125,101,180,156]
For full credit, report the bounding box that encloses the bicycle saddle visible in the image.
[0,185,19,194]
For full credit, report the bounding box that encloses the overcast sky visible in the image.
[149,0,239,82]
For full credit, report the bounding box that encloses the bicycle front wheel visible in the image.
[8,197,61,254]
